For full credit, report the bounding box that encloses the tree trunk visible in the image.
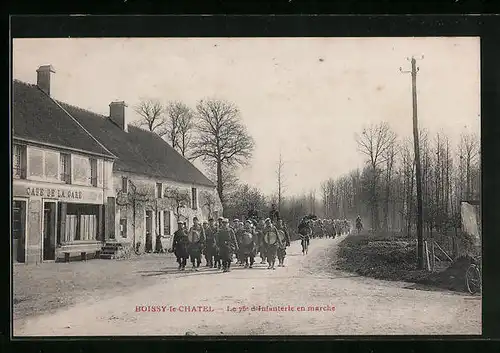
[216,160,224,210]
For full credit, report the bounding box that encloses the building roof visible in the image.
[58,102,216,187]
[12,80,115,158]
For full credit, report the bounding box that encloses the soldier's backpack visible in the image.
[264,229,278,245]
[241,231,254,246]
[188,228,201,243]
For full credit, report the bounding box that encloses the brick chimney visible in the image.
[36,65,56,96]
[109,101,128,132]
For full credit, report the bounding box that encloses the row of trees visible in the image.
[320,122,480,242]
[133,98,255,209]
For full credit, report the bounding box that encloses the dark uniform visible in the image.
[204,222,218,267]
[255,221,266,263]
[276,221,291,267]
[187,223,205,269]
[262,222,283,270]
[240,224,257,268]
[172,225,189,270]
[216,223,238,272]
[298,219,311,254]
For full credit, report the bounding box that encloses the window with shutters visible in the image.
[156,182,162,198]
[120,218,127,238]
[122,177,128,193]
[13,144,27,179]
[60,153,71,184]
[90,158,97,187]
[191,187,198,210]
[163,210,171,235]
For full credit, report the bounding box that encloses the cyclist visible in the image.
[297,217,312,254]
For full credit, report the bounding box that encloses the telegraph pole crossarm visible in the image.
[400,55,425,270]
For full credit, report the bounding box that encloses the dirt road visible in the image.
[14,235,481,336]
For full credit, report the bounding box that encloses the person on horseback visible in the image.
[298,217,312,255]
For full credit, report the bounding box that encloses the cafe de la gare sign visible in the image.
[14,182,103,204]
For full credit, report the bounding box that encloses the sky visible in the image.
[12,37,480,197]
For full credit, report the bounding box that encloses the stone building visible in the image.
[12,66,116,264]
[53,73,223,253]
[12,65,223,261]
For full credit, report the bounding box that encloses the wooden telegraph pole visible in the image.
[400,55,425,270]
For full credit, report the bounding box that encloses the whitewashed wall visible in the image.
[112,170,222,249]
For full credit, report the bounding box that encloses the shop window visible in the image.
[156,182,163,198]
[122,177,128,193]
[64,204,99,242]
[163,210,171,235]
[13,144,27,179]
[90,158,97,187]
[191,187,198,210]
[60,153,71,184]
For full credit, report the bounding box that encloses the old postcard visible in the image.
[12,37,481,336]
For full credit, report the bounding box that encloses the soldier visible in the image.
[298,217,312,255]
[269,204,280,224]
[240,220,257,268]
[216,218,238,272]
[276,219,291,267]
[255,219,267,264]
[217,216,224,230]
[204,218,217,267]
[187,217,205,271]
[172,221,189,270]
[262,218,283,270]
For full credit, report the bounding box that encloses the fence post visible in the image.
[431,241,435,271]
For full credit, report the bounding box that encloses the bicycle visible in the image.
[299,233,310,255]
[465,256,482,295]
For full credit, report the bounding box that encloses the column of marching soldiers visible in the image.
[169,214,353,273]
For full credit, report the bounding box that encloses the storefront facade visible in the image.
[12,140,115,264]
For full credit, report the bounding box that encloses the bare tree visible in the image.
[458,132,480,200]
[355,122,397,230]
[277,152,285,213]
[191,98,255,207]
[200,190,217,219]
[132,99,166,136]
[115,179,153,254]
[163,186,191,223]
[165,102,195,158]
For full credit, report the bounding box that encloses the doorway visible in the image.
[43,201,57,261]
[145,210,153,253]
[12,200,27,263]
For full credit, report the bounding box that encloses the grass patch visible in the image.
[335,231,473,292]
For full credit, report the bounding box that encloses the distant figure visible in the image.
[298,217,312,255]
[355,215,363,234]
[269,204,280,224]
